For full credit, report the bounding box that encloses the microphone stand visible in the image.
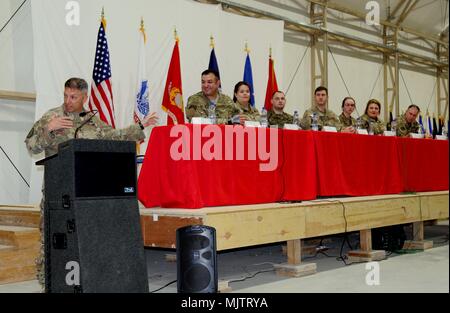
[74,111,98,139]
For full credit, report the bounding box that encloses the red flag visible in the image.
[264,56,279,111]
[161,40,185,125]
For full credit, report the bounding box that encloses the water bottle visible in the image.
[260,108,268,127]
[368,121,374,135]
[292,110,300,126]
[356,117,363,130]
[391,119,397,133]
[208,103,216,124]
[418,125,424,135]
[311,113,319,131]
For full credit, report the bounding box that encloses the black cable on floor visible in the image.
[149,279,177,293]
[228,269,275,284]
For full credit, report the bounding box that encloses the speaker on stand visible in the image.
[176,225,217,293]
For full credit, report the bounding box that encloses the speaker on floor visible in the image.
[372,225,406,252]
[176,225,217,293]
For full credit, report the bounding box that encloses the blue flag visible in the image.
[427,115,433,135]
[208,48,221,81]
[243,53,255,106]
[418,115,425,133]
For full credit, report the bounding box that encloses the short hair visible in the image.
[233,81,251,102]
[364,99,381,115]
[271,90,285,99]
[314,86,328,95]
[201,69,220,80]
[407,104,420,113]
[64,78,88,93]
[341,96,356,108]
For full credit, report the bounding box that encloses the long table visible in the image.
[138,125,448,209]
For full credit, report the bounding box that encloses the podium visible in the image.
[37,139,149,293]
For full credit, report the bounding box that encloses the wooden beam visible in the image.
[287,239,301,265]
[412,222,424,241]
[0,90,36,102]
[360,229,372,251]
[140,192,449,251]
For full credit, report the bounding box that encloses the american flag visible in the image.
[89,19,115,128]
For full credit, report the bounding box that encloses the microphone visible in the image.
[79,110,97,117]
[74,110,98,138]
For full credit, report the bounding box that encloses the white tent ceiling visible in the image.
[337,0,449,38]
[218,0,449,40]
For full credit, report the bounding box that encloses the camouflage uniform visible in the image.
[25,104,145,289]
[186,91,238,124]
[268,109,294,127]
[234,102,261,122]
[339,113,356,128]
[360,114,386,135]
[300,106,342,131]
[396,114,420,137]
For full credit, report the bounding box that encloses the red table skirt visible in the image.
[138,125,448,208]
[138,125,282,208]
[313,132,404,196]
[397,137,449,192]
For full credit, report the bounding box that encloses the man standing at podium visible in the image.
[24,77,158,289]
[25,78,158,157]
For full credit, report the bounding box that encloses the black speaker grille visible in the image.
[183,235,210,250]
[184,264,211,291]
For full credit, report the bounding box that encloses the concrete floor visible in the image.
[0,222,448,293]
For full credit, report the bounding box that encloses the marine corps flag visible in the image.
[264,52,279,111]
[162,32,185,125]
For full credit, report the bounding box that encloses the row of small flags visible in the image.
[418,114,448,138]
[389,110,448,138]
[88,11,280,131]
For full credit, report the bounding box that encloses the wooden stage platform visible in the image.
[1,191,448,283]
[140,191,449,276]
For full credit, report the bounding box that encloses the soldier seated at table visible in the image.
[186,69,238,124]
[300,86,342,131]
[339,97,357,134]
[396,104,421,137]
[267,91,294,128]
[359,99,386,135]
[232,81,260,125]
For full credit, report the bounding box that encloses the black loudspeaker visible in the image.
[38,139,149,293]
[176,225,217,293]
[372,225,406,252]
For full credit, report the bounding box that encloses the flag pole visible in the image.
[210,35,215,49]
[140,17,147,43]
[244,41,250,54]
[174,28,179,42]
[101,7,106,29]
